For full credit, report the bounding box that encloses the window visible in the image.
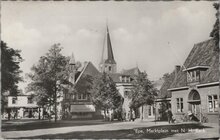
[176,98,183,112]
[187,70,200,83]
[12,97,17,104]
[208,95,218,112]
[120,76,130,83]
[77,93,87,100]
[27,97,33,104]
[109,66,112,71]
[125,76,130,83]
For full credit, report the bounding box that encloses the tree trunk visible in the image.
[141,105,144,120]
[8,109,11,120]
[104,109,106,121]
[42,106,45,120]
[54,86,57,122]
[38,107,41,120]
[49,103,51,122]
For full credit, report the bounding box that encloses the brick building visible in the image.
[160,39,219,123]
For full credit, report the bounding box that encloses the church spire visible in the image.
[69,53,75,65]
[105,26,116,64]
[99,24,117,73]
[69,53,76,84]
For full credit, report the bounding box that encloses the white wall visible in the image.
[8,96,38,108]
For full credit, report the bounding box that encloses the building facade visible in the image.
[4,95,41,119]
[62,59,101,119]
[62,26,158,120]
[168,39,219,123]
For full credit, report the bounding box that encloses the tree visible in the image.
[210,3,219,50]
[92,72,123,120]
[128,72,157,120]
[1,41,23,114]
[27,44,69,122]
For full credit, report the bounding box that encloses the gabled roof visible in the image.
[184,39,217,68]
[74,61,100,86]
[170,38,219,88]
[108,73,122,83]
[121,67,140,76]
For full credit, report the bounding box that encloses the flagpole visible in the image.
[168,42,193,81]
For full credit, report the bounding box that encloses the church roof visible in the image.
[170,38,219,88]
[104,26,116,64]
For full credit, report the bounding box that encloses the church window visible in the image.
[109,66,112,71]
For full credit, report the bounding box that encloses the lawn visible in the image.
[13,123,217,139]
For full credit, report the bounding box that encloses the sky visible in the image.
[2,1,216,92]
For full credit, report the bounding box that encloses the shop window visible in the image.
[176,98,183,112]
[208,95,218,112]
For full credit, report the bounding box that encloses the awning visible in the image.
[70,105,96,112]
[188,100,201,103]
[155,98,171,102]
[6,106,38,109]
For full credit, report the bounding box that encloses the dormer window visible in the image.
[184,66,209,84]
[120,76,131,83]
[187,70,200,83]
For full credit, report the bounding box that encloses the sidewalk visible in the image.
[161,123,219,140]
[1,120,166,138]
[1,120,218,139]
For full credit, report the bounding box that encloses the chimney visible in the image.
[175,65,181,78]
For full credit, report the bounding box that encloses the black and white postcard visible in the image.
[1,1,219,139]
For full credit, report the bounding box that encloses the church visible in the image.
[61,26,156,120]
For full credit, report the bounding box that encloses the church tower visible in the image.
[99,26,117,73]
[69,53,76,84]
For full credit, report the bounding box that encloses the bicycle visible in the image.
[200,114,208,123]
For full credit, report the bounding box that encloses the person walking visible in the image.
[131,110,136,121]
[166,108,173,124]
